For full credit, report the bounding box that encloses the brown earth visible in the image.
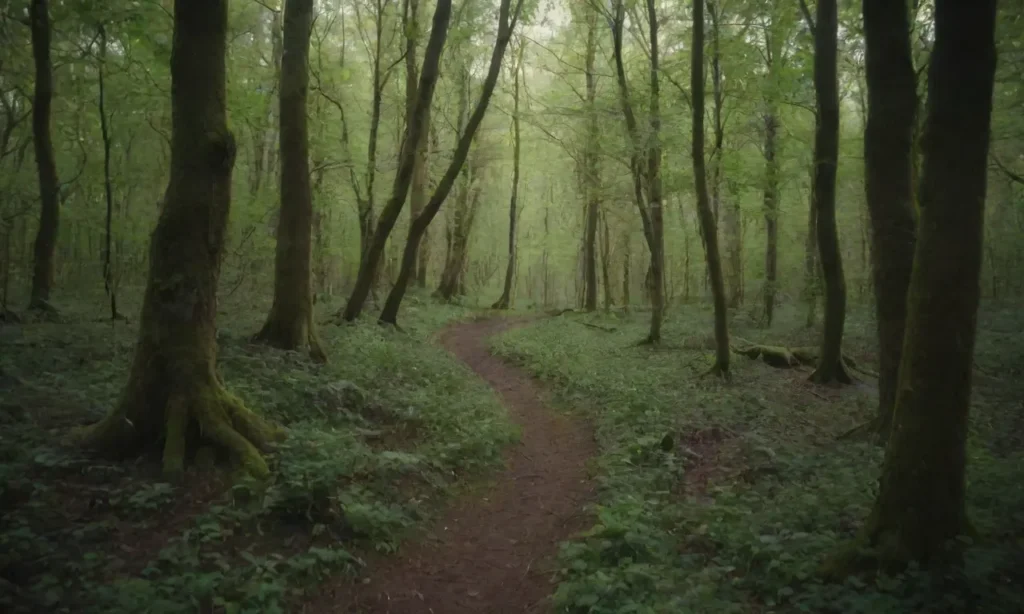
[303,317,597,613]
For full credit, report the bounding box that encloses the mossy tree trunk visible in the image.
[807,0,851,385]
[493,39,525,310]
[254,0,325,362]
[762,109,779,326]
[644,0,666,344]
[379,0,523,325]
[339,0,451,321]
[73,0,283,478]
[803,167,819,328]
[28,0,60,313]
[852,0,997,568]
[404,0,432,289]
[691,0,730,377]
[861,0,917,440]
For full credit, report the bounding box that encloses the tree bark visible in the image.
[28,0,60,313]
[644,0,666,344]
[73,0,283,478]
[493,40,525,310]
[859,0,917,440]
[404,0,432,288]
[96,25,122,321]
[837,0,997,570]
[808,0,851,384]
[339,0,452,321]
[803,165,819,328]
[253,0,325,362]
[378,0,523,325]
[691,0,731,376]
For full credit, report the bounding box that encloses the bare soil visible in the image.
[303,317,598,613]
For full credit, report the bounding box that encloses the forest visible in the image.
[0,0,1022,612]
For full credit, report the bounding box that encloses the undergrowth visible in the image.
[0,290,516,613]
[493,303,1024,614]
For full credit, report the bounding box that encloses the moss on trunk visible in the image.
[254,0,325,362]
[72,0,283,478]
[826,0,997,574]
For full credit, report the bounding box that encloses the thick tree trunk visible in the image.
[254,0,325,362]
[691,0,730,376]
[339,0,451,321]
[74,0,283,478]
[379,0,523,325]
[852,0,918,439]
[28,0,60,313]
[437,164,479,301]
[808,0,851,384]
[493,41,525,310]
[837,0,997,570]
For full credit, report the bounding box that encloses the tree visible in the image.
[338,0,453,322]
[378,0,524,325]
[581,5,600,312]
[830,0,998,570]
[492,38,525,310]
[96,24,123,321]
[858,0,917,439]
[28,0,59,314]
[803,0,850,384]
[73,0,283,478]
[403,0,432,288]
[610,0,662,343]
[253,0,325,362]
[691,0,730,377]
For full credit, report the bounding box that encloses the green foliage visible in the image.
[493,307,1024,613]
[0,297,514,613]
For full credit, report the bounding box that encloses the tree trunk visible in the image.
[808,0,851,385]
[492,40,525,310]
[97,25,121,321]
[379,0,523,325]
[841,0,997,570]
[860,0,917,440]
[600,210,613,310]
[73,0,283,478]
[763,111,779,326]
[644,0,666,344]
[404,0,432,289]
[339,0,451,321]
[610,0,659,338]
[691,0,730,377]
[803,166,819,328]
[582,8,600,312]
[28,0,60,313]
[253,0,325,362]
[708,0,741,309]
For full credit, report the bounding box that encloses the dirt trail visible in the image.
[305,317,597,613]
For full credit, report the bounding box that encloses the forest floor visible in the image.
[303,317,597,613]
[493,303,1024,614]
[2,292,1023,613]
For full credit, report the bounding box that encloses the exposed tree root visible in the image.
[810,356,854,385]
[838,413,892,443]
[25,300,59,321]
[72,381,284,479]
[579,321,617,332]
[0,309,21,324]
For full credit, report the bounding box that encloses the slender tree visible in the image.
[403,0,432,288]
[73,0,283,478]
[493,39,526,310]
[832,0,998,570]
[253,0,325,362]
[378,0,524,325]
[581,6,600,312]
[338,0,453,321]
[854,0,917,440]
[96,24,122,321]
[692,0,730,377]
[610,0,662,342]
[805,0,850,384]
[28,0,59,314]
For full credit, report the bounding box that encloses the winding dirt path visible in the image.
[305,317,597,613]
